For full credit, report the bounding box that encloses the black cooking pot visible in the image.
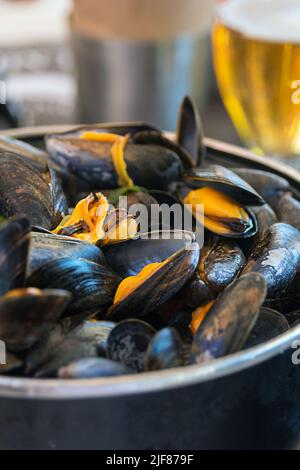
[1,127,300,450]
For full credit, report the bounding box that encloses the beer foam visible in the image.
[217,0,300,43]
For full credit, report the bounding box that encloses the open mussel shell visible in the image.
[176,95,206,167]
[107,243,200,321]
[103,230,195,278]
[58,357,130,379]
[26,320,117,377]
[29,232,105,274]
[191,273,267,364]
[46,126,182,190]
[183,164,265,206]
[243,223,300,300]
[233,168,290,207]
[144,327,185,371]
[0,152,55,229]
[27,257,121,317]
[243,308,289,349]
[0,288,71,352]
[176,183,258,238]
[106,319,156,372]
[0,216,30,296]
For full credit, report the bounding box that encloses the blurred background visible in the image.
[0,0,243,146]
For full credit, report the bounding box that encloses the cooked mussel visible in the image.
[177,165,261,238]
[243,223,300,300]
[26,320,117,377]
[107,242,200,321]
[183,165,264,205]
[144,327,185,371]
[0,216,30,296]
[133,130,194,170]
[29,232,105,274]
[103,229,195,278]
[52,192,137,246]
[106,319,156,372]
[183,238,246,308]
[0,287,71,352]
[191,273,267,363]
[0,152,56,229]
[27,258,121,318]
[46,125,183,190]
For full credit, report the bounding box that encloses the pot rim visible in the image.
[0,125,299,400]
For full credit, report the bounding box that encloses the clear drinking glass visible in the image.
[212,0,300,167]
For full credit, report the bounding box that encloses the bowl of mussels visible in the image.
[0,96,300,450]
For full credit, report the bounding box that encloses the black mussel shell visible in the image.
[103,230,195,278]
[275,193,300,231]
[26,320,115,377]
[243,307,289,349]
[133,130,194,170]
[167,308,193,344]
[148,190,179,207]
[46,127,182,190]
[27,258,121,317]
[183,238,246,308]
[191,273,267,363]
[95,321,116,357]
[119,191,158,213]
[183,273,215,309]
[107,244,200,321]
[176,95,206,167]
[183,164,264,206]
[251,204,277,239]
[243,223,300,299]
[202,239,246,292]
[29,232,105,274]
[144,327,185,371]
[0,152,55,229]
[48,166,68,225]
[0,288,71,352]
[233,168,290,207]
[176,183,258,239]
[106,319,156,372]
[58,357,130,379]
[0,135,48,173]
[0,216,30,296]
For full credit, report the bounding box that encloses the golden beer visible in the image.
[212,0,300,159]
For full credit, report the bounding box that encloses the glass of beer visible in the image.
[212,0,300,165]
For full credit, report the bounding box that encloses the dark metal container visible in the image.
[1,127,300,450]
